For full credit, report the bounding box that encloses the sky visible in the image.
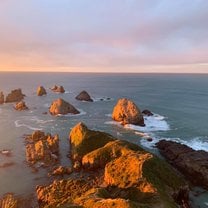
[0,0,208,73]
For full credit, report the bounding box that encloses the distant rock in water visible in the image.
[49,98,80,115]
[50,85,65,93]
[0,91,4,104]
[112,98,145,126]
[142,109,153,116]
[75,90,93,102]
[25,130,59,165]
[157,140,208,190]
[37,86,47,96]
[14,101,28,111]
[5,88,25,103]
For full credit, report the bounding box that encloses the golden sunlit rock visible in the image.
[37,86,47,96]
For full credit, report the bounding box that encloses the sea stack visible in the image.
[5,89,25,103]
[49,98,80,115]
[112,98,145,126]
[75,90,93,102]
[14,101,28,111]
[50,85,65,93]
[0,91,4,104]
[37,86,47,96]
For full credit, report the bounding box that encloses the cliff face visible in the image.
[36,123,189,208]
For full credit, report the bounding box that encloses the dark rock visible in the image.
[0,91,4,104]
[142,109,153,116]
[37,86,47,96]
[14,101,28,111]
[112,98,145,126]
[5,89,25,103]
[157,140,208,190]
[49,98,80,115]
[50,85,65,93]
[75,90,93,102]
[173,186,190,208]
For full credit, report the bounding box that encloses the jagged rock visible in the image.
[112,98,145,126]
[5,89,25,103]
[49,98,80,115]
[36,179,92,208]
[25,131,59,165]
[75,90,93,102]
[157,140,208,190]
[37,86,47,96]
[0,91,4,104]
[0,194,18,208]
[82,140,141,170]
[142,109,153,116]
[50,85,65,93]
[69,122,115,162]
[14,101,28,111]
[51,166,72,176]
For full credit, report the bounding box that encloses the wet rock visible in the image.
[0,91,4,104]
[142,109,153,116]
[37,86,47,96]
[51,166,72,176]
[112,98,145,126]
[14,101,28,111]
[50,85,65,93]
[75,90,93,102]
[157,140,208,190]
[25,131,59,165]
[69,122,115,162]
[5,89,25,103]
[49,98,80,115]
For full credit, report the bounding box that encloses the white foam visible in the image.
[93,97,113,102]
[105,121,122,126]
[30,116,54,124]
[57,109,86,117]
[105,114,112,117]
[124,114,170,133]
[15,120,42,131]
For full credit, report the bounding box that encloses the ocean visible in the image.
[0,72,208,207]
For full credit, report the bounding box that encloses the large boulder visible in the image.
[157,140,208,190]
[75,90,93,102]
[0,91,4,104]
[5,89,25,103]
[49,98,80,115]
[50,85,65,93]
[25,131,59,165]
[69,122,115,162]
[14,101,28,111]
[112,98,145,126]
[37,86,47,96]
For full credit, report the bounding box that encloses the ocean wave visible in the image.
[57,108,86,117]
[30,116,54,124]
[43,103,50,108]
[15,120,42,131]
[124,114,170,132]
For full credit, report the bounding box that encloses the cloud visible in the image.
[0,0,208,71]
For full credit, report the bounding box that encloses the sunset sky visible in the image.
[0,0,208,73]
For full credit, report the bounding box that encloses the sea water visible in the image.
[0,72,208,207]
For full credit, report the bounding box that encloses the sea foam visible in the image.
[15,120,42,131]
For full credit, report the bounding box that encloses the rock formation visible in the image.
[0,91,4,104]
[142,109,153,116]
[25,130,59,165]
[37,86,47,96]
[50,85,65,93]
[69,122,115,161]
[49,98,80,115]
[0,194,18,208]
[112,98,145,126]
[14,101,28,111]
[36,123,189,208]
[75,90,93,102]
[5,89,25,103]
[157,140,208,190]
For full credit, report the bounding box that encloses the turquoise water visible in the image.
[0,72,208,207]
